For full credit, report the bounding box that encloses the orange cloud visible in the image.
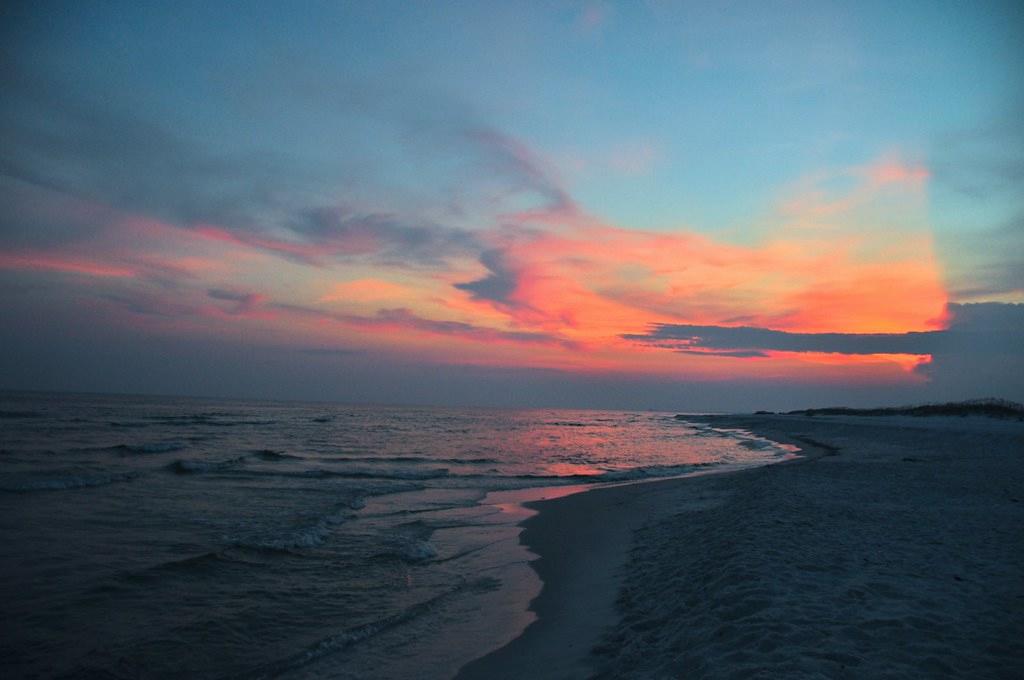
[2,137,950,387]
[440,151,948,379]
[319,278,415,304]
[458,219,946,341]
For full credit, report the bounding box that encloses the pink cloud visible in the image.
[0,122,954,385]
[0,252,135,278]
[866,158,930,186]
[319,278,415,303]
[456,192,947,346]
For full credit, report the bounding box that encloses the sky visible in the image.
[1,0,1022,411]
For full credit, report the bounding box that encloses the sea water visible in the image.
[0,391,796,678]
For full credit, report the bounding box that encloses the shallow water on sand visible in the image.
[0,391,795,678]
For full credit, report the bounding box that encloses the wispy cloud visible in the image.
[0,57,540,273]
[206,288,268,316]
[466,127,577,216]
[624,303,1024,383]
[623,324,944,355]
[276,303,578,350]
[349,307,579,349]
[318,279,414,304]
[0,252,135,278]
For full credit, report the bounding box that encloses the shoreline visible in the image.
[457,414,1024,679]
[456,418,833,679]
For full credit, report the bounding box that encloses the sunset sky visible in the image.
[1,1,1022,410]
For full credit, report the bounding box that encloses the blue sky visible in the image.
[13,1,1018,229]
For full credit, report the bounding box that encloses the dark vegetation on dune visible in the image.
[763,398,1024,419]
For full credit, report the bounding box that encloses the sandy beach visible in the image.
[458,414,1024,679]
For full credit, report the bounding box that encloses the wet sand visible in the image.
[457,414,1024,679]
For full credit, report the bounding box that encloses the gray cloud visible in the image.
[288,205,479,265]
[98,289,200,319]
[275,303,576,350]
[207,289,254,303]
[624,303,1023,357]
[296,347,362,357]
[914,303,1024,400]
[454,249,520,304]
[466,128,576,214]
[0,52,560,271]
[624,303,1024,400]
[206,288,264,315]
[676,348,770,358]
[624,325,945,355]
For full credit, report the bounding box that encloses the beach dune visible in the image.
[460,414,1024,679]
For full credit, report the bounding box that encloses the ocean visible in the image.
[0,391,797,678]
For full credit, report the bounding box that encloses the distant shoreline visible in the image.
[458,413,1024,678]
[777,398,1024,420]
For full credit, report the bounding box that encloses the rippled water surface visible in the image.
[0,391,796,678]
